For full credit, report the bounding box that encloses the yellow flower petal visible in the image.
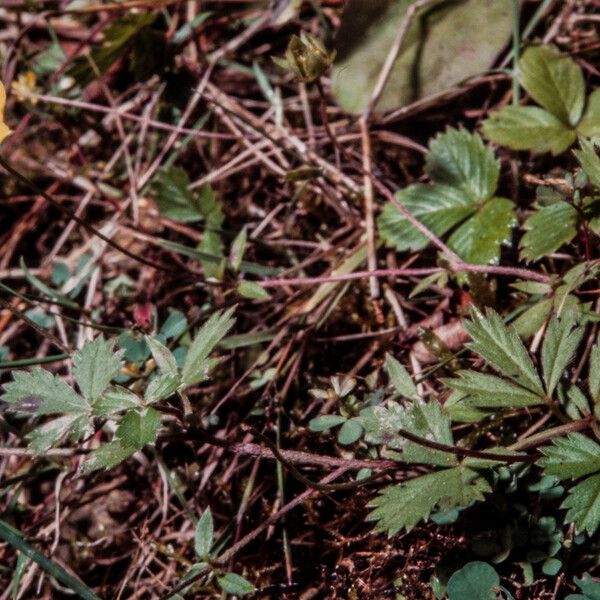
[0,81,12,144]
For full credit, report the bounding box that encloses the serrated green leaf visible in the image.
[562,472,600,535]
[464,308,544,395]
[2,368,88,415]
[574,138,600,190]
[482,105,577,155]
[385,354,419,400]
[83,441,135,472]
[368,466,490,535]
[27,414,90,454]
[73,338,122,404]
[237,281,270,300]
[426,128,499,202]
[519,45,585,126]
[93,386,142,416]
[542,316,584,396]
[589,343,600,403]
[565,384,591,420]
[116,408,161,449]
[378,184,475,252]
[520,201,578,261]
[331,0,512,113]
[578,89,600,138]
[445,371,543,409]
[217,572,255,595]
[194,508,213,558]
[337,418,363,445]
[145,336,178,377]
[446,197,515,264]
[538,433,600,480]
[309,414,347,432]
[447,561,499,600]
[144,373,180,404]
[181,308,235,387]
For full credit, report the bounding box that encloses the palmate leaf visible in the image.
[367,466,490,535]
[426,128,499,202]
[181,308,235,387]
[541,316,584,396]
[73,338,123,404]
[482,105,577,155]
[538,433,600,480]
[519,45,585,126]
[519,201,578,261]
[464,308,544,395]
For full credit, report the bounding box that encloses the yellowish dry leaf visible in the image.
[0,81,12,144]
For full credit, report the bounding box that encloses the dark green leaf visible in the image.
[337,418,363,445]
[385,354,419,400]
[578,90,600,138]
[538,433,600,480]
[194,508,213,558]
[563,473,600,535]
[116,407,161,449]
[309,414,347,432]
[447,561,499,600]
[574,138,600,190]
[217,572,256,595]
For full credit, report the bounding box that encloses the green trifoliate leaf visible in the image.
[73,338,122,405]
[445,371,544,409]
[144,373,180,404]
[115,407,161,449]
[447,561,499,600]
[519,201,578,261]
[538,433,600,480]
[426,128,499,202]
[194,508,214,558]
[574,138,600,190]
[562,472,600,535]
[367,466,490,535]
[464,308,544,395]
[541,316,584,396]
[519,45,585,126]
[217,573,255,596]
[578,89,600,138]
[482,106,577,155]
[385,354,419,400]
[2,368,88,415]
[145,336,178,377]
[446,197,515,264]
[378,184,475,252]
[93,385,142,416]
[181,308,235,387]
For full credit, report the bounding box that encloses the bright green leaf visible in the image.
[116,407,161,449]
[309,414,346,432]
[217,572,256,596]
[237,281,270,300]
[385,354,419,400]
[144,373,180,404]
[426,128,499,202]
[83,441,136,472]
[367,466,490,535]
[337,418,363,445]
[464,308,544,395]
[519,45,585,126]
[378,184,475,252]
[447,197,515,264]
[181,308,235,387]
[562,472,600,535]
[27,415,90,454]
[538,433,600,480]
[482,105,577,155]
[520,201,578,261]
[574,138,600,190]
[578,89,600,138]
[590,343,600,403]
[145,336,178,377]
[93,385,141,416]
[73,338,122,404]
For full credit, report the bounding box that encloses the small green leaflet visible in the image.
[194,508,214,558]
[538,433,600,480]
[145,336,178,377]
[367,466,490,535]
[566,573,600,600]
[217,573,256,595]
[384,354,419,400]
[578,90,600,138]
[541,317,584,396]
[562,473,600,535]
[574,138,600,190]
[378,128,515,264]
[116,408,161,449]
[464,308,544,395]
[181,308,235,387]
[589,343,600,402]
[73,337,123,403]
